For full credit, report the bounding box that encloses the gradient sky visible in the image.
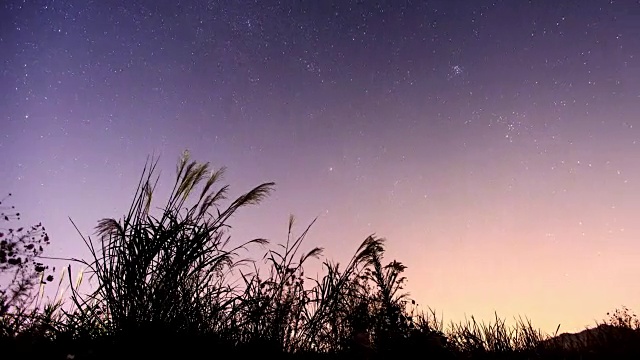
[2,0,640,334]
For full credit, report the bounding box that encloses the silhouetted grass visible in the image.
[2,151,640,359]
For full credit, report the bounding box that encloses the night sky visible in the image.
[2,0,640,334]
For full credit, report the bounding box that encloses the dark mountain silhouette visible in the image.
[542,324,640,350]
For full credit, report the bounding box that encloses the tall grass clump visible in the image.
[67,151,274,354]
[230,218,379,354]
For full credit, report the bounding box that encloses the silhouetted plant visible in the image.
[364,249,410,354]
[605,306,640,329]
[67,150,274,349]
[0,193,54,338]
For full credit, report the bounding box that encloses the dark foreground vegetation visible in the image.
[2,152,639,359]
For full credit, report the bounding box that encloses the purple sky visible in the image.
[2,0,640,333]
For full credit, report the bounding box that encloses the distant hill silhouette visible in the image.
[542,324,640,350]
